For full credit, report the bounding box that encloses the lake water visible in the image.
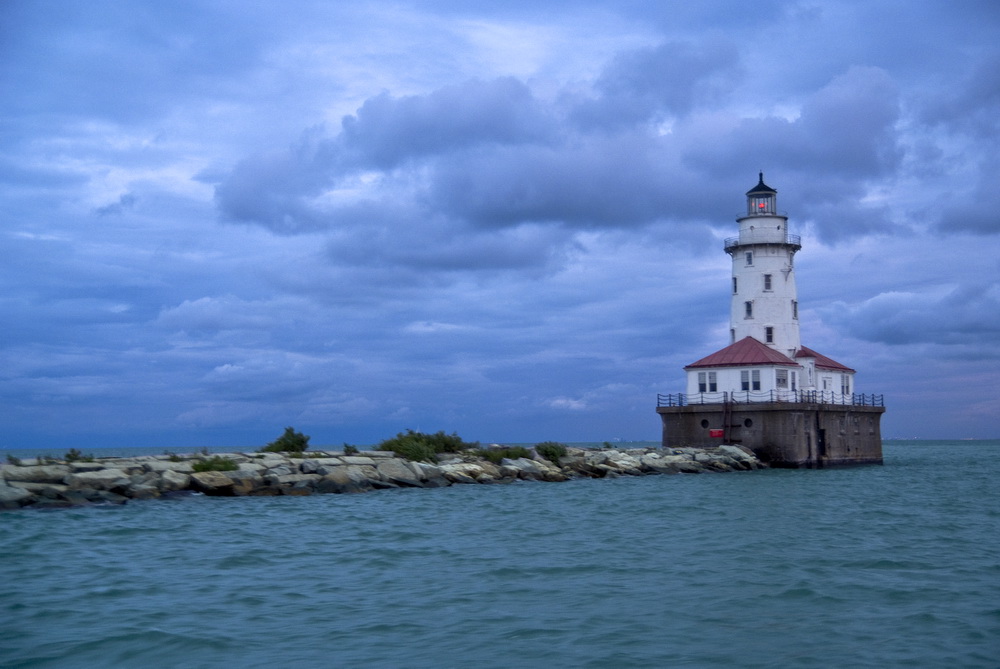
[2,440,998,668]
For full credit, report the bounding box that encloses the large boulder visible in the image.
[376,459,425,487]
[343,464,379,484]
[717,445,761,469]
[220,471,263,496]
[128,484,161,500]
[68,462,105,473]
[316,468,370,493]
[144,460,195,473]
[639,454,680,474]
[500,457,567,482]
[6,481,69,498]
[0,481,34,509]
[2,465,71,484]
[189,471,236,496]
[300,458,342,474]
[599,451,644,476]
[159,469,191,492]
[65,468,131,491]
[264,473,320,488]
[341,455,378,466]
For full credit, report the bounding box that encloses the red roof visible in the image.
[795,345,855,372]
[686,337,798,369]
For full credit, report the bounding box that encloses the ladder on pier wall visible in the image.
[722,397,741,443]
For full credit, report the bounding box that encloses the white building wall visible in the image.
[686,364,803,400]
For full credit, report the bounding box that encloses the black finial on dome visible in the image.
[747,172,777,196]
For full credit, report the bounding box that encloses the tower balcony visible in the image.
[724,232,801,253]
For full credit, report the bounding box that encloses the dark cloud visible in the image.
[822,283,1000,347]
[938,164,1000,235]
[214,129,334,233]
[920,51,1000,235]
[920,50,1000,134]
[340,77,557,168]
[572,40,741,127]
[687,66,900,175]
[215,78,558,234]
[428,136,676,228]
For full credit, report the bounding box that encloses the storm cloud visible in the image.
[3,0,999,449]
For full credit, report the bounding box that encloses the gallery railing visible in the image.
[723,232,800,252]
[657,390,884,408]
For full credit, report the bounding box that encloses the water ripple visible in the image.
[2,441,999,668]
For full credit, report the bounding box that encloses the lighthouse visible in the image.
[657,174,885,467]
[728,173,801,357]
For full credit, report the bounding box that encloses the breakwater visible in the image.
[0,445,764,510]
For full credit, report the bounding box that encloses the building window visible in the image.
[741,370,750,391]
[730,328,735,343]
[733,277,738,294]
[841,374,851,395]
[698,372,707,393]
[776,369,788,389]
[765,326,774,343]
[752,370,761,390]
[745,251,753,266]
[745,301,753,318]
[792,300,798,319]
[763,274,772,291]
[791,371,797,391]
[708,372,717,393]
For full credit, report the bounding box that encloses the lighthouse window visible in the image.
[745,252,753,266]
[741,370,750,391]
[745,301,753,318]
[763,274,772,291]
[792,300,798,319]
[765,326,774,343]
[698,372,707,393]
[752,370,761,390]
[733,277,738,294]
[776,369,788,389]
[708,372,718,392]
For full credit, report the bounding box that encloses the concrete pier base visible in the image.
[656,402,885,468]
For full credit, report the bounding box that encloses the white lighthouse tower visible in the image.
[658,173,885,467]
[727,173,801,357]
[681,173,857,401]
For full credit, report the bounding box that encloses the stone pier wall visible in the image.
[656,403,885,467]
[1,445,766,511]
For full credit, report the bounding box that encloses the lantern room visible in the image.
[746,172,777,215]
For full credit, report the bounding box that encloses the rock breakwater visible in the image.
[1,445,764,510]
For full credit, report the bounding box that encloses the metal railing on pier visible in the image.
[656,390,884,408]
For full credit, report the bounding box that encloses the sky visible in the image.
[2,0,999,450]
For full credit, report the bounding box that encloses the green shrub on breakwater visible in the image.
[376,430,477,462]
[535,441,568,463]
[259,427,310,453]
[192,456,239,472]
[475,446,532,464]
